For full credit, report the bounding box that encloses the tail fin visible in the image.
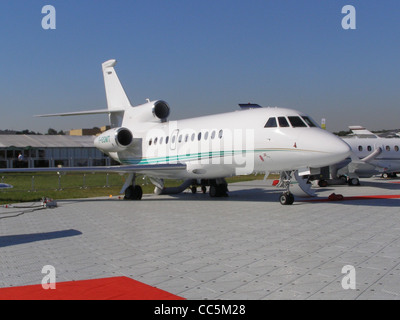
[102,59,132,111]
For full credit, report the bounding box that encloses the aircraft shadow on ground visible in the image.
[54,184,400,208]
[356,179,400,190]
[0,229,82,248]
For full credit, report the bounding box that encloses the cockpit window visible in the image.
[288,116,307,127]
[301,116,317,127]
[278,117,290,127]
[264,117,277,128]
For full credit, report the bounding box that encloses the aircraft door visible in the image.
[170,129,179,150]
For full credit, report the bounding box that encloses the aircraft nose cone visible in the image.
[299,129,351,167]
[332,138,352,162]
[317,132,352,165]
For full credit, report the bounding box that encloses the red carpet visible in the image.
[0,277,184,300]
[301,194,400,202]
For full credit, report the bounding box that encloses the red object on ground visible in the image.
[0,276,184,300]
[272,180,279,186]
[328,193,344,201]
[301,194,400,202]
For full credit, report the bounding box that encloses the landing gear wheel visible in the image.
[124,185,143,200]
[348,178,360,186]
[191,186,197,194]
[201,186,207,193]
[209,185,217,197]
[209,184,228,198]
[279,192,294,205]
[318,180,328,187]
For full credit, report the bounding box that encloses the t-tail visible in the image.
[102,59,132,127]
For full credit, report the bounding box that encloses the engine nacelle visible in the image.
[128,100,171,123]
[94,127,133,153]
[152,100,170,121]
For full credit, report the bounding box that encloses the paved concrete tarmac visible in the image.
[1,177,400,299]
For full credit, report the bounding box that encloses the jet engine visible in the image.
[130,100,171,123]
[94,127,133,153]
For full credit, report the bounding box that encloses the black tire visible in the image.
[209,185,217,197]
[133,185,143,200]
[348,178,360,186]
[280,193,294,205]
[318,180,328,187]
[124,185,143,200]
[124,185,134,200]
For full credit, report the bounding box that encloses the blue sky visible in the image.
[1,0,399,133]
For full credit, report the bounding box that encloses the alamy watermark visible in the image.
[41,265,56,290]
[40,5,356,31]
[41,5,56,30]
[341,265,356,290]
[342,5,356,30]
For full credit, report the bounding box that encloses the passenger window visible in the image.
[395,146,399,152]
[367,146,372,152]
[204,132,209,140]
[191,133,195,141]
[278,117,290,127]
[166,136,169,144]
[198,132,202,141]
[178,135,182,143]
[288,116,307,127]
[358,146,363,152]
[386,146,391,151]
[219,130,223,139]
[185,134,189,142]
[159,137,163,144]
[264,117,277,128]
[211,131,216,139]
[154,137,158,145]
[149,139,152,146]
[301,116,317,127]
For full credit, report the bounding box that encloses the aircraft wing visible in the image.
[0,163,186,175]
[34,108,125,117]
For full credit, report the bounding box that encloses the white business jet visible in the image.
[330,126,400,185]
[0,60,351,205]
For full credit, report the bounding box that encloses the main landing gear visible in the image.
[190,178,229,198]
[123,173,143,200]
[124,185,143,200]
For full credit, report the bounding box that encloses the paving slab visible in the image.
[1,176,400,299]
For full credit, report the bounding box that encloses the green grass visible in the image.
[0,172,274,204]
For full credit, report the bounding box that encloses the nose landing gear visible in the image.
[277,171,296,205]
[279,192,295,205]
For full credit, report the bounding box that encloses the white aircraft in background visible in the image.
[329,126,400,185]
[0,60,351,205]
